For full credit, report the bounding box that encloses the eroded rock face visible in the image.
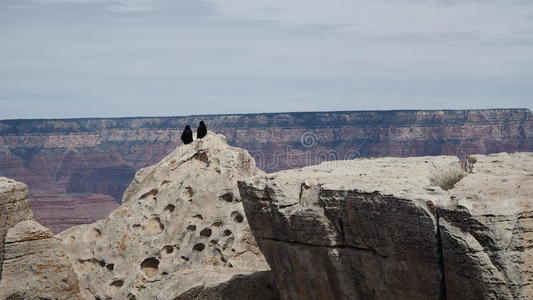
[0,177,32,280]
[239,152,532,299]
[59,132,273,299]
[0,220,82,300]
[133,268,278,300]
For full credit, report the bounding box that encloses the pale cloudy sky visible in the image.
[0,0,532,119]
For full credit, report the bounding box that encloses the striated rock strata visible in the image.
[59,132,276,299]
[0,177,32,281]
[1,109,531,233]
[0,220,82,300]
[239,152,532,299]
[31,193,119,233]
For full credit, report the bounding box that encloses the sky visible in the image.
[0,0,532,119]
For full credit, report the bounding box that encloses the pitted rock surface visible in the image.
[59,132,272,299]
[239,152,532,300]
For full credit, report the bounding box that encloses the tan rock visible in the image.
[128,268,278,300]
[0,177,32,281]
[239,152,532,299]
[0,220,82,300]
[59,132,274,299]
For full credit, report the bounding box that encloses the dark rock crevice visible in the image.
[435,214,448,300]
[262,236,387,258]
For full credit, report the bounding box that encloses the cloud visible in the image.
[0,0,531,119]
[8,0,163,12]
[210,0,533,42]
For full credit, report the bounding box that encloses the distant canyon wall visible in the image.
[0,109,531,232]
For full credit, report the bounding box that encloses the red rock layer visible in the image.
[0,109,531,232]
[30,193,119,234]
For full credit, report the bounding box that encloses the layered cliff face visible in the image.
[239,152,532,299]
[0,109,531,233]
[0,177,82,299]
[58,132,276,299]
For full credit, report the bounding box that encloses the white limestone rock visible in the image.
[59,132,273,299]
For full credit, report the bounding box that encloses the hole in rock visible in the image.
[212,221,223,227]
[164,204,175,213]
[193,152,209,164]
[223,229,232,236]
[140,258,159,277]
[77,258,106,269]
[193,214,203,220]
[180,256,190,261]
[163,245,174,254]
[162,272,168,276]
[193,243,206,252]
[209,240,218,246]
[145,217,164,234]
[110,280,124,288]
[187,225,197,231]
[223,237,235,251]
[160,180,171,187]
[184,187,194,199]
[127,293,137,300]
[200,228,212,237]
[140,189,159,200]
[106,264,114,271]
[231,211,244,223]
[219,192,233,203]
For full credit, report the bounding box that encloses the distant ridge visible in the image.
[0,108,531,233]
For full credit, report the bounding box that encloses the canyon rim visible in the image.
[0,109,531,233]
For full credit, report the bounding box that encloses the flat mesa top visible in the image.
[252,152,533,215]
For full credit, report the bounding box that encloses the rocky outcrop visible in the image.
[129,268,278,300]
[1,109,531,233]
[59,132,276,299]
[239,152,532,299]
[0,220,82,300]
[0,177,32,280]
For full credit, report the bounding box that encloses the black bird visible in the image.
[181,125,193,144]
[197,121,207,139]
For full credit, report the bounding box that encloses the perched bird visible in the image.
[181,125,193,144]
[197,121,207,139]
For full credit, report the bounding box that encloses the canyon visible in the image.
[0,109,531,233]
[0,133,530,299]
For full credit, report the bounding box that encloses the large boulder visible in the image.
[0,177,33,281]
[239,153,532,299]
[0,220,82,300]
[59,132,276,299]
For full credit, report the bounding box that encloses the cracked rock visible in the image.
[239,153,532,299]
